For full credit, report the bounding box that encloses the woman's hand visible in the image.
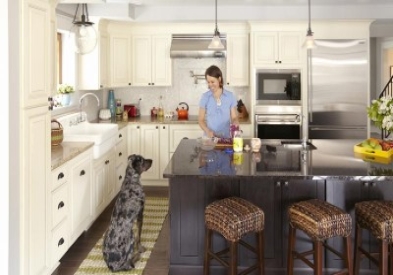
[206,129,215,138]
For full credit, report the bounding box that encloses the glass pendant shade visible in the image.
[72,4,97,55]
[302,30,316,49]
[208,0,224,50]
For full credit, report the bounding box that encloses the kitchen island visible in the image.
[163,138,393,275]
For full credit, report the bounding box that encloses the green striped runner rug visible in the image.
[75,197,169,275]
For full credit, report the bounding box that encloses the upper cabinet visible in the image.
[132,34,172,86]
[78,20,108,90]
[226,33,249,86]
[252,31,302,66]
[109,32,132,87]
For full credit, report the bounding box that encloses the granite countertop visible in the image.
[51,141,94,170]
[163,139,393,180]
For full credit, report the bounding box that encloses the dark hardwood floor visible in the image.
[52,186,169,275]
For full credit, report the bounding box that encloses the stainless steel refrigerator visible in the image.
[308,39,368,139]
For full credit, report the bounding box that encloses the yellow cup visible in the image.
[233,137,243,152]
[233,152,243,165]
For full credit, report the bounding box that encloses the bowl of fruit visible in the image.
[354,138,393,158]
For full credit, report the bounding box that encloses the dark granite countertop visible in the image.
[163,139,393,180]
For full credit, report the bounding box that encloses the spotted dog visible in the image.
[102,154,152,272]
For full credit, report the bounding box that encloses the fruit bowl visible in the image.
[354,138,393,158]
[197,137,218,151]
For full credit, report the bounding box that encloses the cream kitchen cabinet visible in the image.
[78,20,108,90]
[132,34,172,86]
[169,124,203,153]
[226,33,249,86]
[252,31,302,65]
[21,0,52,274]
[109,33,132,87]
[93,148,116,218]
[127,124,169,185]
[69,149,93,244]
[115,127,128,192]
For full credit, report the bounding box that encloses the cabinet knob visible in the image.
[58,201,65,209]
[163,126,166,129]
[137,126,140,129]
[371,182,376,187]
[105,160,110,164]
[156,126,158,129]
[57,172,64,180]
[119,152,122,157]
[284,181,288,186]
[278,61,282,63]
[119,133,122,138]
[152,83,155,85]
[276,181,281,187]
[275,61,278,63]
[128,83,131,85]
[363,182,369,187]
[119,175,123,180]
[80,170,85,176]
[58,238,64,247]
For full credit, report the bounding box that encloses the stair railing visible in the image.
[379,74,393,139]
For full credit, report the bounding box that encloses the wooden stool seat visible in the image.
[354,200,393,275]
[204,197,265,275]
[287,199,353,275]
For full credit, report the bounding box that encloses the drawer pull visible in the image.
[119,133,122,138]
[57,172,64,180]
[105,160,109,164]
[58,238,64,247]
[119,175,123,181]
[58,201,65,209]
[80,170,85,176]
[119,152,122,157]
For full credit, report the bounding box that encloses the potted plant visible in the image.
[58,84,74,106]
[367,96,393,135]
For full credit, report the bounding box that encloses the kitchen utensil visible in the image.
[99,109,111,120]
[197,136,218,151]
[176,102,189,120]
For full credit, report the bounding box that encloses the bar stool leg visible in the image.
[344,235,353,275]
[229,241,238,275]
[257,230,265,275]
[381,240,389,275]
[287,225,296,275]
[314,240,323,275]
[353,224,362,275]
[204,228,212,275]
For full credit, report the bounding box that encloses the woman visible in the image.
[198,65,239,138]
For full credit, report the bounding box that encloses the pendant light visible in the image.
[208,0,224,49]
[302,0,316,49]
[72,4,98,55]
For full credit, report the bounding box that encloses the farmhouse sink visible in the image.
[57,112,118,159]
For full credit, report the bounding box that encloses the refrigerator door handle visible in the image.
[310,126,367,130]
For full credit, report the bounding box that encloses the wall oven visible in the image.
[255,105,302,140]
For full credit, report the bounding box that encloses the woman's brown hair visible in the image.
[205,65,223,88]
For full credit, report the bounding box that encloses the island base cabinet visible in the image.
[169,177,325,274]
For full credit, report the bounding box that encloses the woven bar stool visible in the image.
[354,200,393,275]
[204,197,265,275]
[287,199,353,275]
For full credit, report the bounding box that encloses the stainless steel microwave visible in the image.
[256,69,301,101]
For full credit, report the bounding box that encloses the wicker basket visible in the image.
[51,119,63,146]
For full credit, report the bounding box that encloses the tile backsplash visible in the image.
[112,58,249,116]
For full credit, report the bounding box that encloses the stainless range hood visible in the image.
[170,34,226,58]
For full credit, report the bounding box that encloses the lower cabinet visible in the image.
[50,147,93,270]
[115,127,128,192]
[240,178,325,268]
[127,124,169,185]
[93,148,116,218]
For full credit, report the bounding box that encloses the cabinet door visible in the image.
[132,35,152,86]
[70,152,92,243]
[22,105,51,275]
[140,125,160,180]
[278,32,302,64]
[105,151,116,203]
[110,34,132,87]
[159,124,169,180]
[169,124,203,153]
[100,33,108,88]
[252,32,278,64]
[23,0,50,108]
[226,33,249,86]
[151,35,171,86]
[128,125,141,156]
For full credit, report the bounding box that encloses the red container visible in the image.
[124,104,139,117]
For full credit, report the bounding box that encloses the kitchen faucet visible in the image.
[79,93,100,122]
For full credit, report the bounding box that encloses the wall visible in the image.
[112,58,249,117]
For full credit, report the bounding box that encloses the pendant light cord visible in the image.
[307,0,312,33]
[214,0,219,34]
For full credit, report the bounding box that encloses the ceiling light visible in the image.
[208,0,224,50]
[302,0,316,49]
[72,4,98,55]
